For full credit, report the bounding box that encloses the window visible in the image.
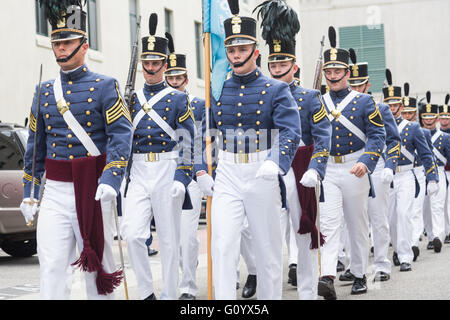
[165,9,173,34]
[195,21,204,79]
[0,129,25,170]
[339,24,386,92]
[88,0,99,50]
[35,0,48,36]
[129,0,139,51]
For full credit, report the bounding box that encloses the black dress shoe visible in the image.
[339,269,355,282]
[400,263,411,272]
[288,264,297,287]
[373,271,390,282]
[147,247,158,256]
[351,276,367,295]
[318,276,337,300]
[427,241,434,250]
[412,246,420,262]
[392,252,400,266]
[144,293,157,300]
[433,237,442,253]
[445,235,450,244]
[179,293,196,300]
[336,260,345,272]
[242,275,257,299]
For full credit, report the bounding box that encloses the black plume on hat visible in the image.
[349,48,357,64]
[329,26,337,48]
[149,13,158,36]
[426,91,431,104]
[39,0,86,27]
[166,32,175,53]
[404,83,410,96]
[445,94,449,105]
[227,0,240,15]
[386,69,393,86]
[253,0,300,44]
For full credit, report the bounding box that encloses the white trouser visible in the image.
[445,171,450,235]
[338,220,350,266]
[367,161,391,274]
[285,168,319,300]
[423,169,447,241]
[388,169,415,264]
[121,159,184,300]
[239,217,257,280]
[281,206,299,267]
[319,154,370,279]
[37,179,116,300]
[212,159,283,300]
[412,167,425,246]
[179,180,203,296]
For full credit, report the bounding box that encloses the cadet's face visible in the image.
[268,61,297,83]
[389,103,403,117]
[402,111,416,121]
[350,82,370,94]
[324,68,350,91]
[226,44,258,74]
[440,118,450,129]
[422,117,437,129]
[52,38,88,71]
[166,75,188,92]
[142,60,167,84]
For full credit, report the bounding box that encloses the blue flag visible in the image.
[203,0,231,101]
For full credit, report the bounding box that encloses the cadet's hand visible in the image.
[380,168,394,184]
[172,181,186,199]
[350,162,368,178]
[427,181,439,196]
[20,198,39,224]
[196,172,214,197]
[256,160,281,180]
[300,169,319,188]
[95,184,117,203]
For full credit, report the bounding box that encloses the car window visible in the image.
[0,130,24,170]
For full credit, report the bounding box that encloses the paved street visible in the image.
[1,225,449,300]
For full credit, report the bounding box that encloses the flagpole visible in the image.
[203,6,214,301]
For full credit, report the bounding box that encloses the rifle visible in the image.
[312,36,325,91]
[123,15,141,198]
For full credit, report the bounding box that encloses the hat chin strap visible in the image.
[227,46,256,68]
[269,63,294,79]
[324,69,349,84]
[143,60,167,76]
[168,77,187,89]
[56,38,87,63]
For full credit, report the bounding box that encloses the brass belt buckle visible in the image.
[235,153,249,164]
[143,103,152,113]
[334,155,343,163]
[396,166,400,173]
[146,152,158,162]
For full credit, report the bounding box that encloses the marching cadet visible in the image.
[20,1,133,299]
[419,92,450,253]
[400,84,430,261]
[196,0,301,299]
[386,73,439,273]
[339,50,400,283]
[164,32,204,301]
[317,27,386,300]
[120,14,195,300]
[440,94,450,244]
[254,0,331,300]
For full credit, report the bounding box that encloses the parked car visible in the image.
[0,122,37,257]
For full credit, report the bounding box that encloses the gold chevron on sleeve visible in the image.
[311,151,330,160]
[179,98,195,123]
[23,172,40,185]
[29,111,37,133]
[103,161,128,172]
[106,82,132,125]
[388,142,400,155]
[369,101,384,127]
[313,102,328,124]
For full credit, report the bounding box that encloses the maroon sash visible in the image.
[45,154,122,295]
[291,145,325,250]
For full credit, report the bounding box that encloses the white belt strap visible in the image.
[397,119,415,163]
[135,88,178,140]
[323,91,366,143]
[53,75,101,156]
[430,130,446,164]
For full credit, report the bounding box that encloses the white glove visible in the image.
[380,168,394,184]
[172,181,186,199]
[256,160,281,180]
[95,184,117,203]
[427,181,439,196]
[197,173,215,197]
[20,198,38,224]
[300,169,319,188]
